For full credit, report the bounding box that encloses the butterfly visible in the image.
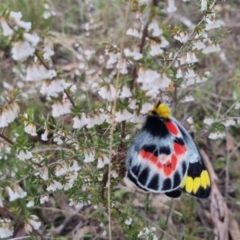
[126,102,211,198]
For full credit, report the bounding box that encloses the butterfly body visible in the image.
[126,103,211,198]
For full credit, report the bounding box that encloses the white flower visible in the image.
[174,32,189,43]
[86,115,98,128]
[208,132,225,139]
[26,200,35,208]
[159,36,169,48]
[24,215,41,233]
[11,41,35,61]
[196,75,207,83]
[86,113,106,128]
[40,79,71,97]
[149,42,163,56]
[40,195,49,204]
[192,40,206,50]
[111,170,118,178]
[52,98,72,117]
[0,19,13,36]
[235,102,240,109]
[0,102,20,128]
[140,102,152,114]
[187,117,194,124]
[46,180,63,192]
[130,112,145,123]
[9,11,22,21]
[202,44,221,54]
[41,129,49,141]
[180,54,187,65]
[145,88,159,98]
[201,0,208,12]
[98,84,117,101]
[39,167,49,180]
[24,123,37,136]
[176,68,183,78]
[26,64,56,81]
[0,196,3,208]
[167,0,177,12]
[84,150,95,163]
[148,21,163,37]
[0,218,14,238]
[125,217,132,225]
[204,118,214,125]
[124,48,143,60]
[55,163,68,176]
[68,160,81,172]
[17,150,33,161]
[185,52,198,64]
[73,114,89,129]
[97,155,110,169]
[139,0,151,5]
[23,33,40,46]
[15,19,31,31]
[137,68,160,83]
[53,130,64,145]
[153,235,158,240]
[115,109,132,122]
[144,73,170,91]
[129,99,137,110]
[224,118,236,127]
[43,45,54,59]
[119,86,132,98]
[181,78,195,88]
[117,59,128,74]
[9,11,31,31]
[181,95,195,102]
[6,184,27,202]
[161,73,171,89]
[205,18,221,31]
[185,69,196,79]
[106,52,119,69]
[126,28,141,38]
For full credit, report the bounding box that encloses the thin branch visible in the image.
[0,133,14,145]
[64,89,76,108]
[225,128,230,196]
[130,18,150,91]
[35,51,50,70]
[159,199,174,240]
[107,3,131,239]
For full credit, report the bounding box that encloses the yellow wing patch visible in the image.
[180,170,210,197]
[200,170,210,189]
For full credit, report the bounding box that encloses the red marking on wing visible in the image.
[165,121,179,136]
[139,150,179,177]
[173,143,187,155]
[171,154,178,169]
[163,154,178,176]
[139,150,162,168]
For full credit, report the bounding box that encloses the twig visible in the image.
[107,3,131,239]
[130,17,150,91]
[35,51,50,70]
[64,89,76,108]
[159,199,174,240]
[0,133,14,145]
[225,128,230,196]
